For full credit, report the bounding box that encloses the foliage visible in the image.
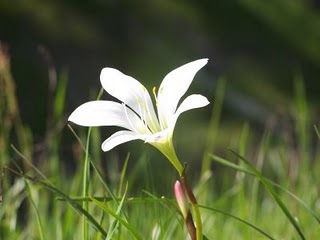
[0,62,319,239]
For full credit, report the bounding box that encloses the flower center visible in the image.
[135,86,158,134]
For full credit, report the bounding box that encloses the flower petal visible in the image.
[157,58,208,128]
[101,130,147,151]
[169,94,210,128]
[68,100,147,132]
[100,68,160,132]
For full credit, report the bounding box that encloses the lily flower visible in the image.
[68,58,209,175]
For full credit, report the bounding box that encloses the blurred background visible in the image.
[1,0,320,185]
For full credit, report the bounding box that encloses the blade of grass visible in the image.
[235,123,250,229]
[91,196,142,240]
[142,190,178,214]
[210,154,320,224]
[141,190,183,240]
[69,120,134,238]
[229,149,306,240]
[78,87,104,240]
[56,196,176,205]
[294,76,310,164]
[210,155,252,175]
[11,144,48,180]
[314,124,320,140]
[106,182,128,240]
[82,126,92,240]
[53,69,68,121]
[118,153,130,196]
[68,123,123,206]
[0,168,3,204]
[201,77,226,174]
[250,131,270,223]
[4,166,108,238]
[10,161,45,240]
[199,205,276,240]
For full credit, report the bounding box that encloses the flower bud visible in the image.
[174,180,189,219]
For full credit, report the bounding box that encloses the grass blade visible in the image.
[4,166,108,238]
[9,160,44,240]
[201,77,226,174]
[106,183,129,240]
[82,126,92,240]
[210,154,320,224]
[199,205,276,240]
[314,124,320,140]
[91,196,142,240]
[229,149,306,240]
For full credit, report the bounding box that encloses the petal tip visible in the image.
[100,67,122,84]
[68,112,77,123]
[101,141,112,152]
[197,58,209,65]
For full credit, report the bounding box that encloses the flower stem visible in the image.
[157,139,202,239]
[181,170,202,240]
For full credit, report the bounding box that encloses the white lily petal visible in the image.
[169,94,210,128]
[101,130,147,151]
[144,129,170,144]
[68,100,146,132]
[100,68,160,132]
[69,58,209,168]
[157,58,208,127]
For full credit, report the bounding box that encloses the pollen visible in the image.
[152,86,158,106]
[159,86,164,94]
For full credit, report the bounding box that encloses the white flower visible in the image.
[68,58,209,174]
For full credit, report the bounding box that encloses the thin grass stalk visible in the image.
[230,149,306,240]
[4,165,108,237]
[201,77,226,175]
[91,196,143,240]
[314,125,320,140]
[82,127,92,240]
[250,131,270,223]
[81,87,104,239]
[10,160,44,240]
[210,154,320,224]
[199,205,276,240]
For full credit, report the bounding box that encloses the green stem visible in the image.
[181,171,202,240]
[152,139,183,175]
[82,127,92,240]
[191,203,202,240]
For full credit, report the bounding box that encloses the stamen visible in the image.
[152,86,158,103]
[152,86,166,130]
[137,96,152,133]
[142,88,156,132]
[137,97,146,124]
[141,102,147,122]
[159,86,164,94]
[152,87,160,110]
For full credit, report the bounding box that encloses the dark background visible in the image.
[1,0,319,171]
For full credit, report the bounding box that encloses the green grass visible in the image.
[0,64,319,239]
